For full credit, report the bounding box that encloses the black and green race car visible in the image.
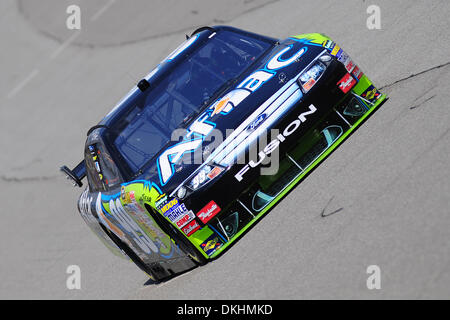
[61,26,388,281]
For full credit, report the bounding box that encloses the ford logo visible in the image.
[246,113,267,131]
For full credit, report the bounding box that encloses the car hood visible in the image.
[138,38,326,195]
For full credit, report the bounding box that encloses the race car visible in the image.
[61,26,388,281]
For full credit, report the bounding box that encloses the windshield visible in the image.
[111,30,272,173]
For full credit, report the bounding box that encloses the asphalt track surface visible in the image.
[1,0,449,299]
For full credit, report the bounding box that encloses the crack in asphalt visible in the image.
[380,61,450,90]
[320,196,344,218]
[0,175,59,183]
[410,94,436,110]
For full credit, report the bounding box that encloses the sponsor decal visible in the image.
[121,190,136,205]
[344,59,355,73]
[337,51,349,63]
[197,201,221,224]
[322,40,334,49]
[200,235,223,256]
[174,210,195,228]
[88,145,109,186]
[159,198,179,214]
[331,44,341,56]
[95,161,101,173]
[211,96,233,116]
[207,166,223,180]
[165,203,189,223]
[92,149,106,184]
[154,194,167,208]
[246,113,267,132]
[335,49,343,60]
[119,188,144,212]
[361,85,381,102]
[336,51,355,73]
[182,220,201,237]
[352,65,363,80]
[337,73,356,94]
[235,104,318,182]
[157,44,308,186]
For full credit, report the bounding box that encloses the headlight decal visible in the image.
[298,62,326,92]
